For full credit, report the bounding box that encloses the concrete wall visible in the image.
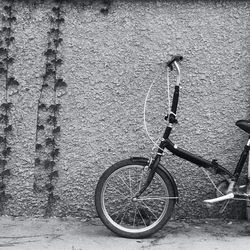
[0,0,249,219]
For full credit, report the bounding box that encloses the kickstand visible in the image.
[219,200,230,213]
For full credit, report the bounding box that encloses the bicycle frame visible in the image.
[136,56,250,202]
[158,131,250,181]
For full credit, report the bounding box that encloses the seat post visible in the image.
[247,136,250,221]
[233,138,250,181]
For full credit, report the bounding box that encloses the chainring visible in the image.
[215,180,229,198]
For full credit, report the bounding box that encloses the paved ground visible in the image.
[0,216,250,250]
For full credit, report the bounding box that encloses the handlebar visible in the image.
[165,55,183,124]
[166,55,182,86]
[166,55,183,71]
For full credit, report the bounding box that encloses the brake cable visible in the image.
[143,66,171,151]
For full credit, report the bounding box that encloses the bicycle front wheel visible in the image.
[95,158,176,238]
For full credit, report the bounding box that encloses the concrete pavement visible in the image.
[0,216,250,250]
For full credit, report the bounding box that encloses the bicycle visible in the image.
[95,55,250,238]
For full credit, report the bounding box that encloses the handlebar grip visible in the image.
[167,55,183,70]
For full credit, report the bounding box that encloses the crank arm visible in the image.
[204,192,250,204]
[219,200,230,213]
[203,193,234,203]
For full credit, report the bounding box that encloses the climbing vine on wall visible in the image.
[100,0,113,14]
[0,0,19,214]
[33,0,67,217]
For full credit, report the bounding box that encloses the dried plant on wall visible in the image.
[33,0,67,217]
[0,0,19,214]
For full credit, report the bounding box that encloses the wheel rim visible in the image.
[101,165,171,234]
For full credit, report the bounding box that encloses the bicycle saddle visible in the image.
[236,120,250,134]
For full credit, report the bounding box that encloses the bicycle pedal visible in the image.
[204,202,214,208]
[238,185,247,192]
[219,200,230,214]
[203,193,234,204]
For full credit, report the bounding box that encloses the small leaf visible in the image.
[0,66,7,74]
[44,49,56,57]
[47,115,57,126]
[100,0,112,15]
[4,125,12,133]
[45,183,54,192]
[33,182,43,193]
[52,126,60,134]
[0,102,12,111]
[42,82,49,88]
[0,114,8,123]
[47,192,54,203]
[49,104,61,112]
[37,124,45,130]
[48,28,60,36]
[4,5,12,14]
[54,78,67,89]
[5,37,14,45]
[0,192,12,202]
[0,169,10,177]
[3,57,14,65]
[35,157,41,166]
[45,68,56,76]
[52,17,65,24]
[47,192,60,203]
[52,194,60,201]
[4,193,12,200]
[50,148,59,158]
[6,77,19,88]
[52,6,60,15]
[48,170,59,180]
[36,144,43,150]
[44,160,56,169]
[45,138,56,146]
[2,147,11,157]
[0,136,7,144]
[100,7,109,15]
[38,103,47,110]
[6,16,17,22]
[44,159,55,169]
[0,47,8,56]
[2,26,11,33]
[45,62,55,76]
[103,0,112,5]
[53,38,63,47]
[0,182,6,190]
[45,62,53,69]
[51,58,63,66]
[0,159,7,167]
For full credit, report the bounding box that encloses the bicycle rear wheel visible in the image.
[95,158,176,238]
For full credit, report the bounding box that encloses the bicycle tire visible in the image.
[95,158,176,238]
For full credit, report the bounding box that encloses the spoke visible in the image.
[111,202,131,219]
[133,207,137,228]
[140,201,158,219]
[137,196,178,201]
[128,169,133,195]
[120,205,129,225]
[117,175,132,193]
[137,208,147,227]
[106,184,129,199]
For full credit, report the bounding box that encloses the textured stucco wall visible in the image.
[0,0,249,219]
